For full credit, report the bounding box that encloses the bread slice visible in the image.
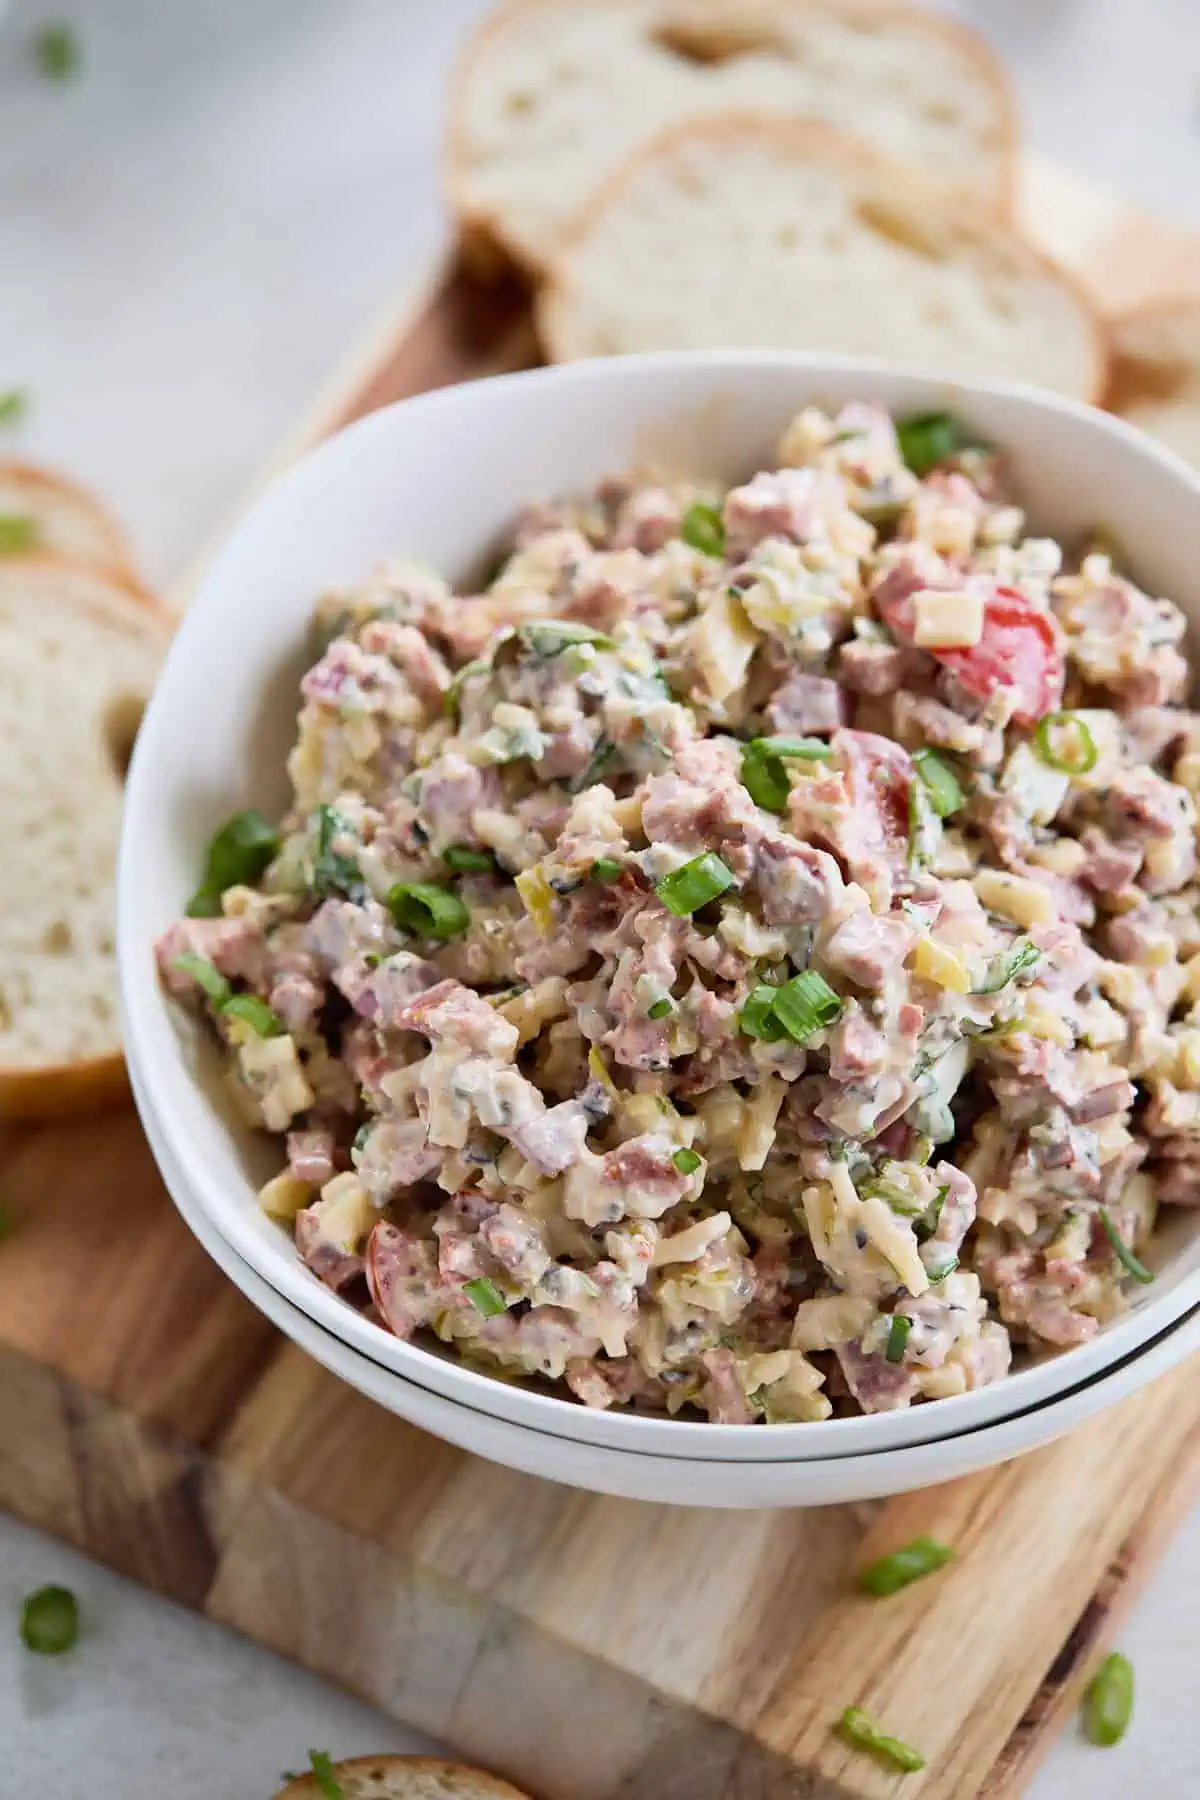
[275,1755,533,1800]
[0,555,170,1120]
[449,0,1016,273]
[539,116,1104,402]
[1107,297,1200,469]
[0,461,139,581]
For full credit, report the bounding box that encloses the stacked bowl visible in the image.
[119,353,1200,1508]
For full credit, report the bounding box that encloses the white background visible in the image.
[2,0,1199,1793]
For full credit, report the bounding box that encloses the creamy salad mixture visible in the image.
[159,402,1200,1424]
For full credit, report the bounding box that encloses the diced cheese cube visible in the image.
[258,1171,312,1222]
[911,589,984,649]
[911,937,971,993]
[974,869,1057,929]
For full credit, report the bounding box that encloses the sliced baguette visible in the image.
[539,116,1104,403]
[0,555,170,1120]
[1107,297,1200,469]
[0,461,140,582]
[449,0,1016,273]
[275,1755,533,1800]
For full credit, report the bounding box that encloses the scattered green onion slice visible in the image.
[1099,1208,1154,1284]
[896,410,962,478]
[925,1255,959,1283]
[1034,710,1098,776]
[741,737,832,814]
[184,887,222,918]
[884,1315,912,1365]
[679,500,725,557]
[859,1535,954,1597]
[20,1585,78,1655]
[907,778,935,870]
[518,619,615,657]
[592,857,623,884]
[444,656,489,716]
[312,804,365,901]
[974,939,1041,995]
[222,994,283,1037]
[1082,1652,1134,1747]
[0,390,28,428]
[0,514,37,555]
[33,23,80,80]
[838,1706,925,1773]
[193,808,280,911]
[387,882,470,940]
[915,1185,949,1243]
[739,984,788,1042]
[912,747,965,818]
[655,851,735,916]
[171,952,232,1008]
[307,1750,348,1800]
[464,1276,507,1317]
[443,843,495,873]
[673,1147,702,1175]
[648,997,673,1021]
[771,970,844,1043]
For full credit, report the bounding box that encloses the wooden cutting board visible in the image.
[8,156,1200,1800]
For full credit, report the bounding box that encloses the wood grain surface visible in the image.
[7,156,1200,1800]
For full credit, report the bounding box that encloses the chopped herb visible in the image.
[1099,1208,1154,1284]
[570,738,618,794]
[20,1585,78,1655]
[859,1535,953,1597]
[444,656,489,716]
[896,410,963,478]
[974,939,1041,995]
[1082,1651,1134,1747]
[352,1123,372,1154]
[1034,710,1098,776]
[741,736,833,813]
[592,857,623,884]
[0,391,28,428]
[387,882,470,939]
[884,1314,911,1365]
[907,778,936,870]
[680,500,725,557]
[925,1255,959,1283]
[838,1706,925,1773]
[443,843,495,873]
[33,23,80,81]
[222,994,282,1037]
[171,952,232,1008]
[739,983,788,1042]
[464,1276,506,1317]
[912,747,965,817]
[188,808,279,917]
[655,851,735,916]
[673,1147,702,1175]
[0,514,37,555]
[915,1184,949,1243]
[307,1751,347,1800]
[771,970,843,1043]
[312,804,365,901]
[648,997,673,1021]
[518,619,615,657]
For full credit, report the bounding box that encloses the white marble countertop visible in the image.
[3,0,1200,1792]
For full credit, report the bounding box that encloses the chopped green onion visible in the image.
[312,804,365,901]
[925,1255,959,1283]
[171,952,232,1008]
[222,995,283,1037]
[1099,1208,1154,1284]
[679,500,725,557]
[307,1751,348,1800]
[464,1276,507,1317]
[194,808,280,908]
[741,736,832,814]
[648,997,673,1021]
[352,1123,372,1155]
[0,514,37,555]
[184,887,222,918]
[570,738,618,794]
[860,1535,953,1597]
[907,778,936,870]
[771,970,844,1043]
[915,1184,949,1243]
[1082,1652,1134,1747]
[912,747,965,817]
[655,851,735,916]
[1034,711,1098,776]
[518,619,615,657]
[673,1147,702,1175]
[387,882,470,939]
[896,410,962,478]
[20,1585,78,1655]
[592,857,623,884]
[838,1706,925,1773]
[739,984,787,1042]
[884,1315,911,1365]
[443,843,495,873]
[444,656,489,716]
[33,24,80,81]
[974,939,1041,995]
[0,391,28,428]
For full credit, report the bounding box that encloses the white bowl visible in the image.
[120,351,1200,1473]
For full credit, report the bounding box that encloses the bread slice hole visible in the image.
[855,197,948,263]
[41,919,73,955]
[504,88,537,115]
[103,691,147,782]
[650,15,788,66]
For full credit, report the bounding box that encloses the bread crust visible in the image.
[446,0,1018,275]
[537,112,1105,404]
[274,1754,533,1800]
[1106,293,1200,412]
[0,459,142,584]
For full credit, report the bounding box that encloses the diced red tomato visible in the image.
[875,575,1063,726]
[832,729,914,859]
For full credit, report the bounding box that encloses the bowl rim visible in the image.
[119,348,1200,1458]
